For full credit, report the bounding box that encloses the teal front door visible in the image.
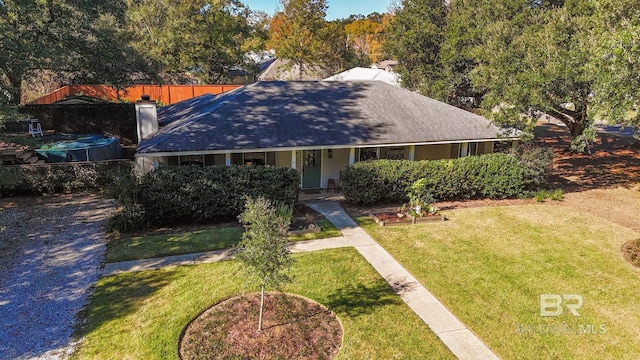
[302,150,321,188]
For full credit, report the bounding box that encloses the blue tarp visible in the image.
[36,135,122,163]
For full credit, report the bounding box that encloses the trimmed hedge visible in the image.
[114,165,301,230]
[340,149,553,205]
[0,160,133,195]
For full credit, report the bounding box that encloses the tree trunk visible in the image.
[567,116,586,139]
[552,102,589,139]
[5,73,23,106]
[258,285,264,332]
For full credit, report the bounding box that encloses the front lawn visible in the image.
[357,205,640,359]
[105,227,244,263]
[106,218,341,263]
[73,248,455,359]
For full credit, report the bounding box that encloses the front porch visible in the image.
[139,141,500,188]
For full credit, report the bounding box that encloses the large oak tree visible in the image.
[0,0,148,105]
[386,0,640,151]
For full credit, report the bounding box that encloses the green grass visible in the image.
[72,248,455,359]
[106,219,341,263]
[105,227,244,263]
[357,205,640,359]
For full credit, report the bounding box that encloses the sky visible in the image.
[242,0,393,20]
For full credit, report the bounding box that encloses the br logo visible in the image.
[540,294,583,317]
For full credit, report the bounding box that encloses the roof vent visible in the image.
[141,94,151,101]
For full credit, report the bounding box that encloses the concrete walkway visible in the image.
[102,200,499,360]
[102,236,375,276]
[304,200,499,360]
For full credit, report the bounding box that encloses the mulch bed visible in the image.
[622,239,640,268]
[534,123,640,191]
[179,292,342,360]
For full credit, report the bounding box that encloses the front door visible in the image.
[302,150,321,188]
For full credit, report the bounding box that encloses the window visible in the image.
[304,150,317,167]
[458,143,478,158]
[469,143,478,156]
[179,155,204,166]
[244,152,265,165]
[359,148,379,161]
[385,147,405,160]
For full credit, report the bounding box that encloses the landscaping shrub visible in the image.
[340,148,553,205]
[109,165,300,232]
[533,188,564,202]
[0,160,133,195]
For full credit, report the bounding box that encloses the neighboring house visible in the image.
[324,67,400,87]
[135,80,519,189]
[258,59,329,81]
[371,60,398,72]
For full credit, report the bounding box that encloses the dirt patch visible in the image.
[0,191,99,209]
[622,239,640,268]
[180,292,342,360]
[559,187,640,232]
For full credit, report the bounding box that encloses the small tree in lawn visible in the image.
[236,197,294,332]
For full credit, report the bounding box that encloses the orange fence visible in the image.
[28,84,243,105]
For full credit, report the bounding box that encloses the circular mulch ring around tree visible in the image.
[179,292,343,360]
[622,239,640,268]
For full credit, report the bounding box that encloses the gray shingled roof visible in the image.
[138,81,513,154]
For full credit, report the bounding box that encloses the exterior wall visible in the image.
[414,144,452,161]
[479,141,494,155]
[321,148,350,188]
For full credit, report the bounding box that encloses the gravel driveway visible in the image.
[0,194,115,360]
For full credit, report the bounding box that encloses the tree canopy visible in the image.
[344,15,389,64]
[384,0,447,99]
[0,0,147,105]
[1,0,268,105]
[385,0,640,150]
[126,0,265,84]
[268,0,328,78]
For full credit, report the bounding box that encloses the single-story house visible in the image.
[135,80,519,189]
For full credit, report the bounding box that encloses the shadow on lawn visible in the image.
[324,281,404,317]
[77,269,179,337]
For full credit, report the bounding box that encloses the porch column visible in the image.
[348,148,356,165]
[291,150,297,169]
[409,145,416,161]
[225,152,231,166]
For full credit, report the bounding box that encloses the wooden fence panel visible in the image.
[28,84,243,105]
